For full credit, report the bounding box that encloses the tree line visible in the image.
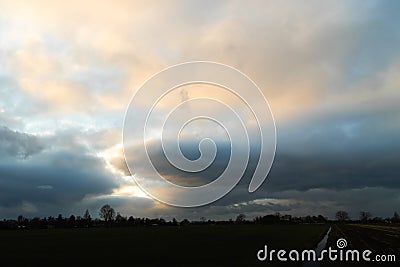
[335,210,400,223]
[0,205,399,230]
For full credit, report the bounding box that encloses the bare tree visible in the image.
[335,210,349,221]
[99,204,116,222]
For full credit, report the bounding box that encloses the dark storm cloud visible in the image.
[115,95,400,220]
[0,127,118,217]
[268,107,400,191]
[0,151,115,206]
[146,140,232,187]
[0,126,45,158]
[122,105,400,195]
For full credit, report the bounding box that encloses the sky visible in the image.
[0,0,399,220]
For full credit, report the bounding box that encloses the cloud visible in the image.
[0,148,118,217]
[0,126,45,158]
[0,1,399,219]
[0,124,119,217]
[2,0,399,120]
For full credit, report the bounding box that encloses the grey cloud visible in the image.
[0,126,45,158]
[121,106,400,193]
[112,187,400,221]
[116,103,400,218]
[0,126,118,218]
[0,149,117,209]
[265,187,400,219]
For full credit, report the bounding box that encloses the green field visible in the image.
[0,224,329,267]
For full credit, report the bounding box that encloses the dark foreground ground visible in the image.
[0,224,327,267]
[323,224,400,267]
[0,223,398,267]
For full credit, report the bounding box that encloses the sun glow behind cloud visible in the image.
[110,185,150,199]
[97,144,125,175]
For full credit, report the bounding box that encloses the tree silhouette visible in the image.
[7,209,400,230]
[360,211,372,222]
[180,219,190,226]
[392,211,399,223]
[128,216,135,225]
[99,204,115,222]
[17,215,24,226]
[115,212,127,225]
[83,209,91,220]
[236,214,246,223]
[335,210,349,221]
[83,209,91,226]
[68,215,76,227]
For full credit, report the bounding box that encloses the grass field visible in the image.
[324,224,399,267]
[0,224,329,267]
